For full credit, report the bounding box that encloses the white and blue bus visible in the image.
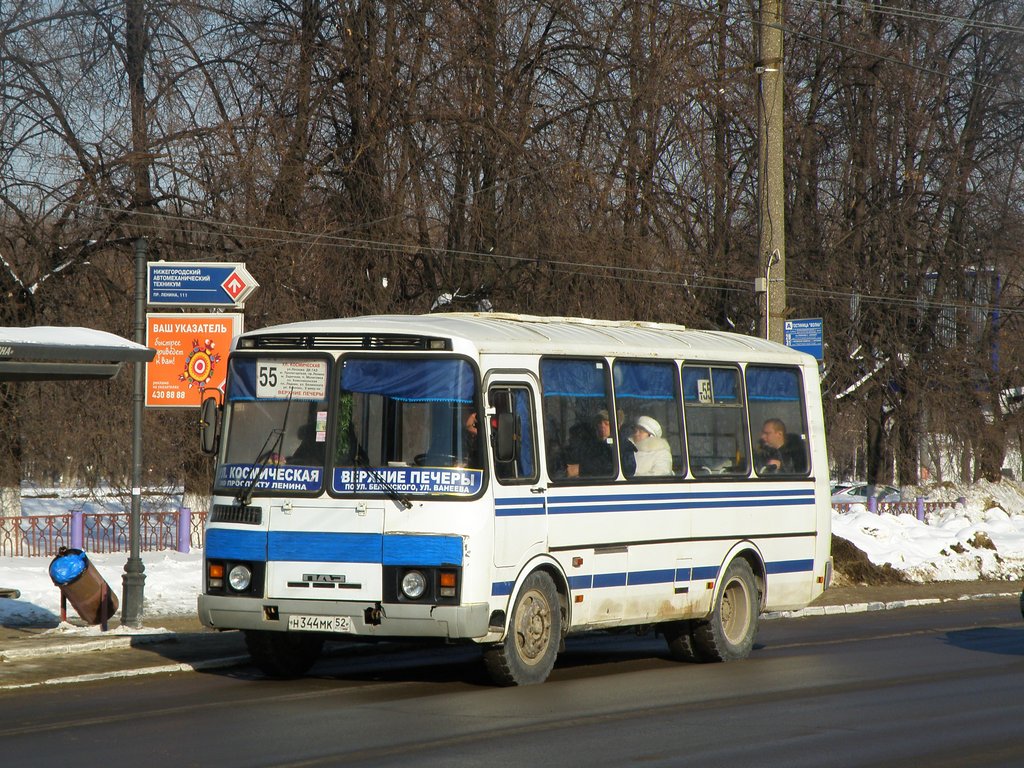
[198,313,832,685]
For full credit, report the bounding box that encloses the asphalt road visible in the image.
[2,596,1023,768]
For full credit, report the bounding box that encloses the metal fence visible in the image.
[0,509,207,558]
[0,499,962,557]
[831,497,959,520]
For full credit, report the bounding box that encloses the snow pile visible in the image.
[833,479,1024,582]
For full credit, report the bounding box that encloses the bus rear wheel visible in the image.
[691,558,759,662]
[244,630,324,678]
[663,620,701,662]
[483,571,562,686]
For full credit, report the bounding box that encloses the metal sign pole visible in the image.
[122,236,148,627]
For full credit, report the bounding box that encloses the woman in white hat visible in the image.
[630,415,673,476]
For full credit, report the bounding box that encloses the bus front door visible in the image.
[486,377,547,570]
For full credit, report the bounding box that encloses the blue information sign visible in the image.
[784,318,824,360]
[147,262,258,307]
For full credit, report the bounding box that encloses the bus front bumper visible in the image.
[198,594,491,640]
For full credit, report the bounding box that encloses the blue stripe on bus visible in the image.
[548,491,814,512]
[495,506,546,517]
[567,575,593,590]
[628,568,675,586]
[550,489,814,504]
[383,534,463,566]
[207,529,462,566]
[492,581,514,596]
[206,528,267,561]
[494,498,546,517]
[547,498,814,515]
[692,565,721,581]
[765,558,814,575]
[593,571,627,588]
[495,488,816,517]
[269,532,382,563]
[490,559,813,598]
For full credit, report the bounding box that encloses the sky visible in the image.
[3,479,1024,630]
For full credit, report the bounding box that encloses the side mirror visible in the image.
[199,395,221,455]
[494,412,516,463]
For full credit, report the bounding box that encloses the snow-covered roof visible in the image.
[0,327,155,381]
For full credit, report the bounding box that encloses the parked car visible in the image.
[830,482,901,504]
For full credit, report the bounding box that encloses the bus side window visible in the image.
[613,360,685,480]
[746,365,810,477]
[488,386,538,483]
[682,365,750,477]
[540,358,618,481]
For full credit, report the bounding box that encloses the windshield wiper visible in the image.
[351,438,413,510]
[236,391,293,506]
[236,429,284,506]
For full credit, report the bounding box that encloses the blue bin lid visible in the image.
[49,550,88,586]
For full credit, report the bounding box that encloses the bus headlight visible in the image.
[228,564,253,592]
[400,570,427,600]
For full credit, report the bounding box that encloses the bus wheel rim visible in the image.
[721,578,751,645]
[515,588,551,664]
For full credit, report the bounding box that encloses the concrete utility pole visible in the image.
[757,0,786,343]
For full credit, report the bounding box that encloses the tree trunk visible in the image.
[865,385,886,486]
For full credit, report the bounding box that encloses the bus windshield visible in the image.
[331,356,483,498]
[216,357,330,495]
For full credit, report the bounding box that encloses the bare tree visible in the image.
[3,0,1024,490]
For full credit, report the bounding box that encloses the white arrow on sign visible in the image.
[220,265,259,305]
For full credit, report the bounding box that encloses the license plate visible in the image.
[287,614,353,633]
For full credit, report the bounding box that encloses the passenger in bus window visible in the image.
[565,409,621,478]
[288,424,324,466]
[464,410,479,447]
[460,409,481,468]
[630,416,672,476]
[755,418,785,473]
[756,418,800,474]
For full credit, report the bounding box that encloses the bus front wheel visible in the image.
[691,558,759,661]
[244,630,324,678]
[483,571,562,686]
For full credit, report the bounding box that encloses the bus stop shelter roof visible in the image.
[0,327,155,381]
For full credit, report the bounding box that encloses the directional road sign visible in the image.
[784,318,824,360]
[147,262,259,307]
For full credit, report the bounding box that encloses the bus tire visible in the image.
[663,620,702,662]
[483,571,562,686]
[244,630,324,678]
[692,558,759,662]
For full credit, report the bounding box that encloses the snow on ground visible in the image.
[833,479,1024,582]
[0,550,201,628]
[3,480,1024,628]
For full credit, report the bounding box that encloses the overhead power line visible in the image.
[63,202,1024,321]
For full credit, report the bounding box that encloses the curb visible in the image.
[0,653,253,691]
[764,591,1018,620]
[0,632,176,661]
